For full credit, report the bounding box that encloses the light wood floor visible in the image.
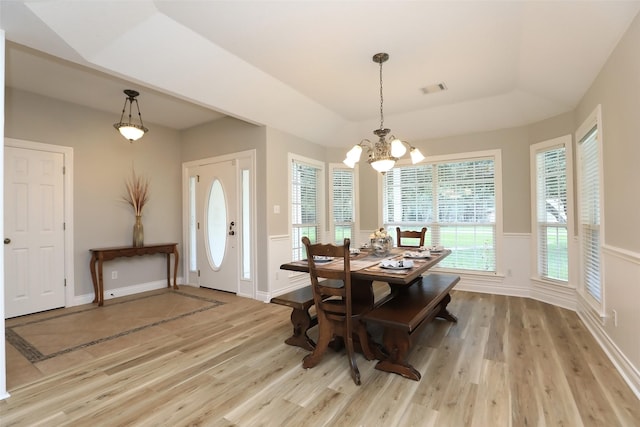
[2,286,639,426]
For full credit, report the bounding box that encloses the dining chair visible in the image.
[301,236,374,385]
[396,227,427,248]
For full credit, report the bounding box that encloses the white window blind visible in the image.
[384,165,433,223]
[331,168,355,243]
[384,156,497,272]
[578,126,602,302]
[291,160,320,260]
[535,146,568,281]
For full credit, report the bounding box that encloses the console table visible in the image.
[89,243,179,306]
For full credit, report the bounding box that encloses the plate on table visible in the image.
[312,256,333,263]
[404,251,431,259]
[379,260,414,270]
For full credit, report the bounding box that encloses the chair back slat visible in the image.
[396,227,427,248]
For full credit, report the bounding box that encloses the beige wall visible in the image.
[574,11,640,370]
[576,11,640,253]
[349,126,536,233]
[180,117,270,293]
[265,127,328,236]
[4,88,183,297]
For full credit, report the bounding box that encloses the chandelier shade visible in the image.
[343,53,424,173]
[114,89,149,142]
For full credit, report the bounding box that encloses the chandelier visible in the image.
[114,89,149,142]
[343,53,424,173]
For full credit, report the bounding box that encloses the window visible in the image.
[531,136,571,283]
[290,155,324,261]
[576,106,604,310]
[383,151,501,273]
[329,165,357,244]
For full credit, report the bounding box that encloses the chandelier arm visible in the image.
[118,98,129,125]
[133,98,146,128]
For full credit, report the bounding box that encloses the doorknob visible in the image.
[4,238,11,244]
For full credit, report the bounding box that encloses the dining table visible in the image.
[280,247,451,303]
[279,247,452,369]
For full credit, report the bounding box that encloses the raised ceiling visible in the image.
[3,1,639,147]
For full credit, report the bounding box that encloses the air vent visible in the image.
[421,82,448,95]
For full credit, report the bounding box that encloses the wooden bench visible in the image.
[363,273,460,380]
[271,280,392,352]
[271,285,318,351]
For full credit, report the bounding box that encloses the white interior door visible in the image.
[4,146,65,318]
[195,160,238,292]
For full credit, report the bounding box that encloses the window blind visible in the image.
[291,160,320,260]
[384,165,433,223]
[383,157,497,272]
[535,146,568,281]
[579,127,601,302]
[332,168,354,243]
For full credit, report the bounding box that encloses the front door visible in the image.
[194,160,238,292]
[4,146,65,318]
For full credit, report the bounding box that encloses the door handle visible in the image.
[4,238,11,244]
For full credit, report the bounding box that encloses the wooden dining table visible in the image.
[281,247,451,303]
[279,247,453,374]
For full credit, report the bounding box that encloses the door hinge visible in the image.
[197,222,200,230]
[63,222,66,230]
[63,166,66,175]
[197,270,201,277]
[64,278,67,287]
[197,174,200,183]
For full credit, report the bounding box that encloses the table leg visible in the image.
[166,253,171,288]
[89,254,98,304]
[97,254,105,306]
[172,247,179,289]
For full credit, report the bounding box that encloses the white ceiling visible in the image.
[2,1,639,147]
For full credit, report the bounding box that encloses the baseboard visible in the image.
[577,295,640,399]
[72,277,185,306]
[451,272,530,298]
[530,278,577,311]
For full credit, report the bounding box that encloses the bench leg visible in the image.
[374,329,422,381]
[285,308,317,351]
[435,293,458,323]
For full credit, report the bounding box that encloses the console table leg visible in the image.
[89,255,98,304]
[97,255,105,306]
[173,248,179,289]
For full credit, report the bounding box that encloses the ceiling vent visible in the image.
[421,82,448,95]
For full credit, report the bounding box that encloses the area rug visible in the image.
[6,290,224,363]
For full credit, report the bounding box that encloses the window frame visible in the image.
[530,135,574,286]
[380,149,503,275]
[575,105,605,315]
[288,153,325,261]
[328,163,359,245]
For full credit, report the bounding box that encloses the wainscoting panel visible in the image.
[577,245,640,398]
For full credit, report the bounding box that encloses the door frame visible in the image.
[182,150,257,298]
[4,138,75,310]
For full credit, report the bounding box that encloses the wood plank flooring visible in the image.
[2,286,639,426]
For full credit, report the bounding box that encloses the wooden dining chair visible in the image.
[301,236,374,385]
[396,227,427,248]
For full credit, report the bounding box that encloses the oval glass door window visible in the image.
[207,178,227,269]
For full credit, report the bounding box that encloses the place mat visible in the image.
[314,258,381,271]
[6,290,224,363]
[362,257,431,274]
